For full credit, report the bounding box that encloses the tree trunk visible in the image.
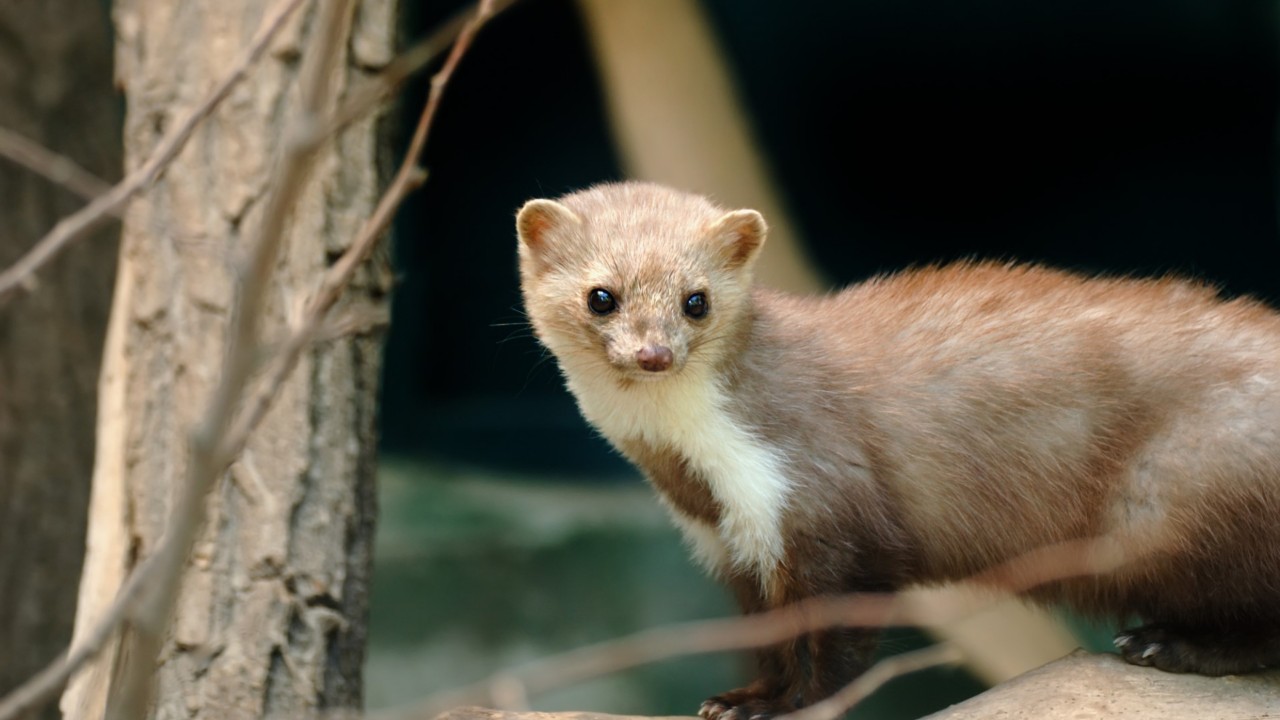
[0,2,120,718]
[61,1,395,717]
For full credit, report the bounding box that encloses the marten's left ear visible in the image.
[706,209,768,270]
[517,199,581,252]
[517,199,583,275]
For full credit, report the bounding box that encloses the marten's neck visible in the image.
[563,295,794,593]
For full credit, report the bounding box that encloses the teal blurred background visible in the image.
[366,0,1277,717]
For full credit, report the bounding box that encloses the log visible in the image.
[431,651,1280,720]
[435,709,693,720]
[926,651,1280,719]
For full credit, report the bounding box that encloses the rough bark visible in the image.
[0,2,120,718]
[61,1,395,718]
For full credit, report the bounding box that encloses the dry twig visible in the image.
[0,125,114,202]
[222,0,501,462]
[777,644,966,720]
[377,533,1140,720]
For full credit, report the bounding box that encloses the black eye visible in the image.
[587,288,617,315]
[684,292,709,319]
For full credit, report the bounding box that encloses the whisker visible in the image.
[496,329,537,345]
[515,351,558,396]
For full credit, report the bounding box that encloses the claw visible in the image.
[699,700,733,720]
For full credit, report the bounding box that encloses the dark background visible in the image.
[382,0,1279,473]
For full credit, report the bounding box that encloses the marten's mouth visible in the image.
[611,362,684,385]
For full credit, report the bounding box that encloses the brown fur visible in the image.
[516,182,1280,718]
[619,439,722,525]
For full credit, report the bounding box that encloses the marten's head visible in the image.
[516,182,766,387]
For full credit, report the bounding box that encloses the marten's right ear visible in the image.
[706,209,768,271]
[517,199,582,265]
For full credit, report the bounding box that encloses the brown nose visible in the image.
[635,345,674,372]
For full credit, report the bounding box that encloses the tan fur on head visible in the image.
[516,182,767,384]
[705,208,768,269]
[516,198,581,273]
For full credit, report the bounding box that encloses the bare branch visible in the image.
[777,644,966,720]
[320,0,517,141]
[0,0,309,302]
[0,126,114,202]
[376,533,1140,720]
[0,0,513,304]
[222,0,502,462]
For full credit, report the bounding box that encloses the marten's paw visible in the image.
[698,688,796,720]
[1114,624,1275,676]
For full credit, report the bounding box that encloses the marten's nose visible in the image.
[636,345,674,372]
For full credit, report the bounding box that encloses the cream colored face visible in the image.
[514,183,767,385]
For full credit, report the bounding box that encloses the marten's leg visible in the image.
[803,627,880,707]
[699,574,805,720]
[699,646,801,720]
[1114,622,1280,675]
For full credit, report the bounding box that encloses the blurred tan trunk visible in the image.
[61,1,395,718]
[577,0,821,294]
[0,3,120,719]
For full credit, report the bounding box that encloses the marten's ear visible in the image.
[707,209,768,270]
[517,199,582,255]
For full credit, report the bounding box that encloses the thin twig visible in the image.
[320,0,518,142]
[222,0,502,460]
[0,126,114,202]
[377,533,1140,720]
[0,0,512,303]
[777,644,966,720]
[0,0,309,302]
[376,595,899,720]
[0,569,144,720]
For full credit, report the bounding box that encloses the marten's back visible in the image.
[736,262,1280,624]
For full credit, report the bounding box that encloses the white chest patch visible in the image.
[567,364,791,591]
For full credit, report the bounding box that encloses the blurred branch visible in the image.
[378,532,1142,719]
[319,0,517,142]
[778,644,965,720]
[0,126,114,202]
[222,0,501,472]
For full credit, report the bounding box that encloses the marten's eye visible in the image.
[587,288,617,315]
[684,292,709,319]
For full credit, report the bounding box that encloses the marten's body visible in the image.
[515,182,1280,720]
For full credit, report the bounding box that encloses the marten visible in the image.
[514,181,1280,720]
